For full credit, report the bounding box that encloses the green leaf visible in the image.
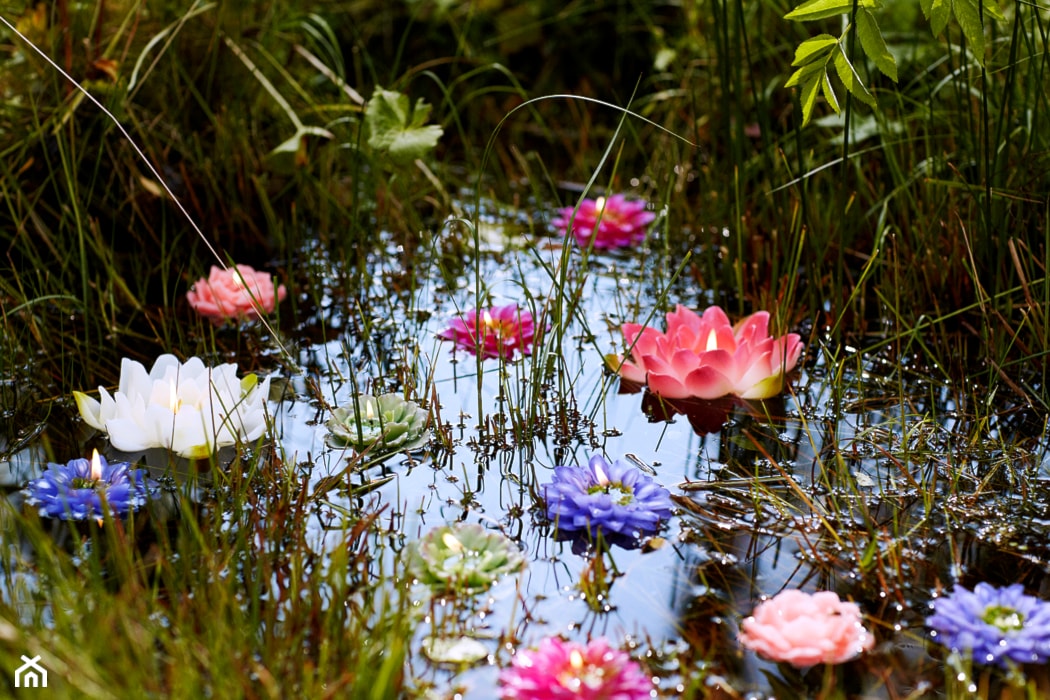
[982,0,1005,21]
[799,70,822,126]
[267,125,334,173]
[785,59,828,89]
[365,87,444,164]
[792,34,839,66]
[921,0,952,36]
[821,72,841,113]
[832,48,877,106]
[857,9,898,81]
[954,0,986,65]
[785,0,876,22]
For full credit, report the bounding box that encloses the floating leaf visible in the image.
[365,87,443,165]
[422,636,489,665]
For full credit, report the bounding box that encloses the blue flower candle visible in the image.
[927,582,1050,667]
[24,450,160,521]
[542,454,673,542]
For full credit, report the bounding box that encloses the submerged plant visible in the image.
[615,305,803,400]
[926,583,1050,667]
[552,194,655,250]
[186,264,287,325]
[325,393,430,454]
[24,450,160,521]
[74,354,274,459]
[438,304,541,360]
[738,589,874,668]
[542,454,673,542]
[408,523,526,593]
[499,636,653,700]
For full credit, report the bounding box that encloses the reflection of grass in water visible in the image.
[0,0,1049,696]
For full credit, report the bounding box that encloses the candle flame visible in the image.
[168,380,181,413]
[705,329,719,352]
[594,462,610,486]
[90,448,103,481]
[366,401,376,422]
[569,649,585,670]
[594,196,606,212]
[482,310,495,328]
[441,532,464,552]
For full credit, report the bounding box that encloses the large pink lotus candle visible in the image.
[739,589,874,667]
[614,305,802,400]
[552,194,655,250]
[187,264,287,325]
[499,636,653,700]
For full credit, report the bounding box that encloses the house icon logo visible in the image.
[14,655,47,688]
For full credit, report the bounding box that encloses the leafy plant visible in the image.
[365,87,444,165]
[784,0,1004,125]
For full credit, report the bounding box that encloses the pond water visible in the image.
[4,203,1050,698]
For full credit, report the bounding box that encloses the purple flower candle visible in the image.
[542,454,672,542]
[24,450,160,521]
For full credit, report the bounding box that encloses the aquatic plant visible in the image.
[542,454,673,542]
[499,636,653,700]
[738,589,873,667]
[186,264,287,325]
[325,393,430,454]
[408,523,526,593]
[551,194,655,250]
[24,450,160,521]
[74,354,273,459]
[438,304,541,360]
[614,305,802,400]
[926,583,1050,667]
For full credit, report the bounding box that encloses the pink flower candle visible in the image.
[739,589,874,667]
[615,305,802,399]
[187,264,287,325]
[552,194,655,250]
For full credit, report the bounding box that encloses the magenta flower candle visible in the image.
[615,305,802,400]
[187,264,287,325]
[738,589,874,667]
[499,636,653,700]
[437,304,540,360]
[552,194,655,250]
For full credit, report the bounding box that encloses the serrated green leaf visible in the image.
[785,0,876,22]
[800,71,822,126]
[365,87,444,164]
[785,59,829,89]
[922,0,951,35]
[832,48,877,106]
[954,0,986,66]
[821,72,841,113]
[857,9,898,81]
[792,34,839,66]
[982,0,1005,21]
